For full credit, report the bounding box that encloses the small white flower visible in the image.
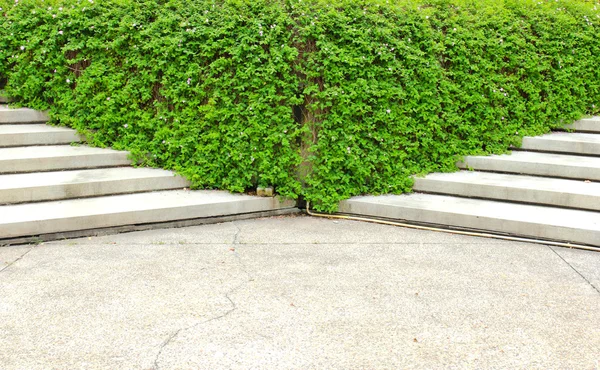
[123,124,128,128]
[20,46,25,50]
[162,140,166,144]
[58,30,63,35]
[386,109,391,114]
[187,78,191,85]
[66,78,70,83]
[106,97,110,100]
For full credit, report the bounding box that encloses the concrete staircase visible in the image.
[340,117,600,247]
[0,105,296,245]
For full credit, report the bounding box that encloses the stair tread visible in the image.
[0,190,295,239]
[0,124,80,147]
[564,117,600,132]
[340,193,600,245]
[416,171,600,194]
[0,123,77,135]
[344,193,599,227]
[0,145,127,160]
[0,105,49,123]
[524,132,600,143]
[462,151,600,168]
[0,167,188,190]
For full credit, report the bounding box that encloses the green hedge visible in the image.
[2,0,599,211]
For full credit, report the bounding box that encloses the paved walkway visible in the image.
[1,214,599,369]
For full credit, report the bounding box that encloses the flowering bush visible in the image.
[1,0,599,211]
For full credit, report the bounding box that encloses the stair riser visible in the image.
[339,200,600,246]
[413,178,600,211]
[0,197,296,239]
[521,137,600,156]
[0,109,49,124]
[0,132,80,147]
[0,154,130,174]
[0,177,190,204]
[458,158,600,181]
[564,119,600,133]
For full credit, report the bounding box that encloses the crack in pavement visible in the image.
[548,246,600,296]
[0,247,34,275]
[153,222,254,370]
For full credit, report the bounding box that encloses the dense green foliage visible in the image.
[2,0,599,211]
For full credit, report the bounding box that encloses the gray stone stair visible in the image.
[0,106,297,244]
[0,167,190,205]
[413,171,600,211]
[0,145,131,174]
[342,116,600,247]
[521,132,600,155]
[339,193,600,246]
[0,124,80,147]
[0,105,49,123]
[458,151,600,180]
[0,190,295,240]
[564,117,600,133]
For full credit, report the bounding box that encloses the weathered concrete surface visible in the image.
[0,167,190,204]
[0,145,130,174]
[414,171,600,211]
[340,193,600,246]
[0,191,296,239]
[0,124,80,147]
[521,132,600,155]
[459,151,600,180]
[564,116,600,133]
[1,215,599,369]
[0,105,49,123]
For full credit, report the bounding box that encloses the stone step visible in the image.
[564,117,600,133]
[339,193,600,246]
[413,171,600,211]
[459,151,600,181]
[521,132,600,155]
[0,105,49,123]
[0,190,296,240]
[0,167,190,204]
[0,124,80,147]
[0,145,130,174]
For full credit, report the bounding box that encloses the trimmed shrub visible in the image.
[2,0,599,211]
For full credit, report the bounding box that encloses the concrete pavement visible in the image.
[1,214,599,369]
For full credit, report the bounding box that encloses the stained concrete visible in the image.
[1,215,598,369]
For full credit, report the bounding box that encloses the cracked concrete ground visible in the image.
[1,214,599,369]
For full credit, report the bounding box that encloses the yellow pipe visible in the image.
[305,201,600,253]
